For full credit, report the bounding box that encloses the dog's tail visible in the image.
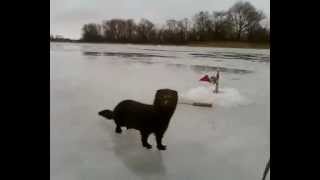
[98,109,114,120]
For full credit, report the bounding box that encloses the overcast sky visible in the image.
[50,0,270,39]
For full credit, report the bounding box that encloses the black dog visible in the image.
[99,89,178,150]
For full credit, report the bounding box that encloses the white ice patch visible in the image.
[179,85,250,108]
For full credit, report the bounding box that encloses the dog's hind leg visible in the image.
[141,132,152,149]
[115,125,122,134]
[113,120,122,134]
[113,117,123,133]
[156,132,166,150]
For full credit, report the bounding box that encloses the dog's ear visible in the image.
[171,90,178,105]
[156,89,167,95]
[172,90,178,97]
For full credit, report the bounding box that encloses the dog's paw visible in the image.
[157,145,167,150]
[143,144,152,149]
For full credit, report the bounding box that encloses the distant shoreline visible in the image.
[50,40,269,50]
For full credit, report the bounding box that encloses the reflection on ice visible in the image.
[103,122,166,179]
[83,51,175,58]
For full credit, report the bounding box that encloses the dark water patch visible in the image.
[82,51,252,74]
[127,60,155,65]
[83,51,103,56]
[190,53,213,57]
[142,48,195,53]
[103,52,175,58]
[191,65,252,74]
[83,51,175,58]
[142,49,168,52]
[190,52,269,63]
[167,64,253,74]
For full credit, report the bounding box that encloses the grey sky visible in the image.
[50,0,270,39]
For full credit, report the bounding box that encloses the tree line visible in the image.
[80,1,269,44]
[50,35,77,42]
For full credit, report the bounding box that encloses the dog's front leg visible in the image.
[141,132,152,149]
[156,133,166,150]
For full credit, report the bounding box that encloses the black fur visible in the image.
[99,89,178,150]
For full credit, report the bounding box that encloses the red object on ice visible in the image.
[199,75,210,82]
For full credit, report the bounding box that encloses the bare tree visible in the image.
[228,1,265,40]
[193,11,213,41]
[110,19,127,42]
[81,23,102,42]
[102,20,111,41]
[80,2,269,44]
[164,19,179,43]
[136,18,155,42]
[125,19,136,42]
[178,18,191,42]
[212,11,233,40]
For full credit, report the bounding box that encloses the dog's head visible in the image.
[153,89,178,113]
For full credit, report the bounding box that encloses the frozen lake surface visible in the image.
[50,42,270,180]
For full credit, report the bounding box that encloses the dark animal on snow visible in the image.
[98,89,178,150]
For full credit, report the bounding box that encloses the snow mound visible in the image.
[179,85,250,108]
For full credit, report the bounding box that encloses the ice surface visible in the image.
[50,42,270,180]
